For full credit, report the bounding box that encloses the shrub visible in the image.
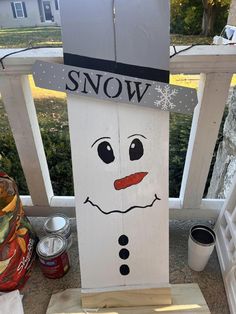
[0,98,73,196]
[171,0,229,36]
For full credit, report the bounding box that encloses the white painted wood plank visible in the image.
[0,75,53,206]
[200,198,224,210]
[1,46,236,75]
[20,195,75,208]
[23,205,75,218]
[225,267,236,314]
[216,226,231,273]
[216,234,236,314]
[119,105,169,286]
[50,196,75,207]
[215,173,236,314]
[20,195,33,206]
[169,198,181,209]
[231,207,236,222]
[224,211,236,254]
[67,95,169,291]
[68,96,124,289]
[170,208,219,221]
[55,1,170,292]
[0,48,63,75]
[170,45,236,74]
[180,73,232,209]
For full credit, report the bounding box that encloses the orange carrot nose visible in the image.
[114,172,148,190]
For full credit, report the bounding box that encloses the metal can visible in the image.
[36,235,70,279]
[43,214,72,248]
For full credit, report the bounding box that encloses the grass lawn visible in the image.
[0,27,62,48]
[171,34,212,45]
[0,26,213,48]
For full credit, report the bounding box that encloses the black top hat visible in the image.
[61,0,170,83]
[33,0,198,114]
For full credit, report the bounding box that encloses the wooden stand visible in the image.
[81,286,171,308]
[46,284,210,314]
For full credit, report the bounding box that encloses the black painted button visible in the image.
[120,264,130,276]
[119,248,130,260]
[118,235,129,246]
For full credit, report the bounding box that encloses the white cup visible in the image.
[188,225,216,272]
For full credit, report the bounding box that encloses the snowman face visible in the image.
[84,132,161,214]
[69,96,168,215]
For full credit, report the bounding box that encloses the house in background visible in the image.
[0,0,61,28]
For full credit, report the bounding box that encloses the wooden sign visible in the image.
[33,0,198,308]
[33,61,197,114]
[62,0,172,296]
[68,96,169,293]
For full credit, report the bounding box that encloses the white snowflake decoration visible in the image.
[154,85,178,110]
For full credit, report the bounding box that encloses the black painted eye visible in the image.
[97,141,115,164]
[129,138,144,161]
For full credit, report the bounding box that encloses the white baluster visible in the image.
[180,72,232,209]
[0,75,53,206]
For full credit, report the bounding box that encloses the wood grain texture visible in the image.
[68,96,169,290]
[51,0,170,295]
[46,284,210,314]
[81,287,171,308]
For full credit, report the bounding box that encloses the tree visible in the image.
[227,0,236,25]
[171,0,229,36]
[201,0,230,36]
[171,0,203,35]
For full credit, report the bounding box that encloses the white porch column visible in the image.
[180,72,232,209]
[0,75,53,206]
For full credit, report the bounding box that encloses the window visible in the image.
[15,2,24,17]
[11,2,27,18]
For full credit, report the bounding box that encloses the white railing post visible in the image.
[215,173,236,314]
[180,72,232,209]
[0,74,53,206]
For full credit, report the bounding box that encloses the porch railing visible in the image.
[0,45,236,219]
[1,44,236,312]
